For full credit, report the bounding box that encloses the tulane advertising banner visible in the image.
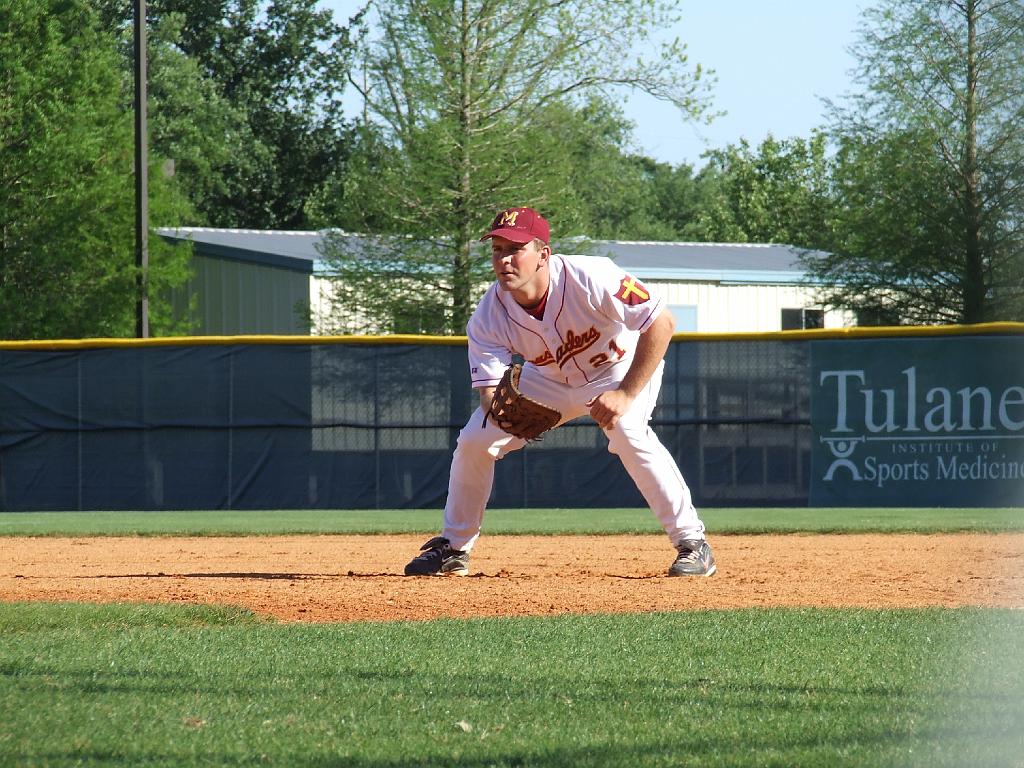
[810,335,1024,507]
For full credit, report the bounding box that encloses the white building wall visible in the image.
[310,275,343,335]
[310,275,852,335]
[650,280,852,333]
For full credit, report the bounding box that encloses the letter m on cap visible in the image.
[500,210,520,226]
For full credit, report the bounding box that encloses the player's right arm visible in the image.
[466,290,512,401]
[588,308,674,430]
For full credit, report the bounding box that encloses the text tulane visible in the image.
[820,367,1024,434]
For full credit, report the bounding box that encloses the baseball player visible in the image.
[404,207,715,577]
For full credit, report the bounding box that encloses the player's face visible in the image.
[490,236,548,293]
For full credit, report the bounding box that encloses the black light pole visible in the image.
[134,0,149,338]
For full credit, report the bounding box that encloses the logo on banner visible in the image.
[811,343,1024,505]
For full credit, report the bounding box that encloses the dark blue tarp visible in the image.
[1,330,1019,511]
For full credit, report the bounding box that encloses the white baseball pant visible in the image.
[441,361,706,552]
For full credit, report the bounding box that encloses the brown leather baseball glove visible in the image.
[487,363,561,440]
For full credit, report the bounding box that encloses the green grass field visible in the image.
[1,507,1021,766]
[0,506,1021,536]
[0,603,1021,767]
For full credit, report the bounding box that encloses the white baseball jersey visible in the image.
[467,254,665,389]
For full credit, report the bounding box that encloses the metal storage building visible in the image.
[156,227,848,335]
[157,228,318,335]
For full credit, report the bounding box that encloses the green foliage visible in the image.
[17,0,1023,338]
[684,133,836,249]
[0,0,192,340]
[97,0,362,229]
[310,97,703,333]
[808,128,970,325]
[305,123,396,236]
[0,604,1021,766]
[806,0,1024,324]
[643,159,710,240]
[144,12,267,228]
[313,0,714,334]
[544,99,699,241]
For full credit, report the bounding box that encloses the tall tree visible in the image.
[805,0,1024,324]
[98,0,362,228]
[683,133,836,248]
[819,128,975,325]
[643,158,708,241]
[547,98,694,241]
[0,0,192,340]
[315,0,714,335]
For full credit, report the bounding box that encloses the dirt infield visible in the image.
[1,533,1022,623]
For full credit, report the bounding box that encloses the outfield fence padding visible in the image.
[1,324,1021,511]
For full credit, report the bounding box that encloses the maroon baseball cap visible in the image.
[480,207,550,244]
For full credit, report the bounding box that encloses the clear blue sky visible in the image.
[321,1,867,168]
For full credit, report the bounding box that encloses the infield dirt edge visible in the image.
[1,532,1021,622]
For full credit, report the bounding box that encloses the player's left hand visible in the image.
[588,389,634,430]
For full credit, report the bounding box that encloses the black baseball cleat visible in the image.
[403,536,470,576]
[668,539,717,577]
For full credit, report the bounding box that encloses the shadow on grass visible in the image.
[8,660,1013,751]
